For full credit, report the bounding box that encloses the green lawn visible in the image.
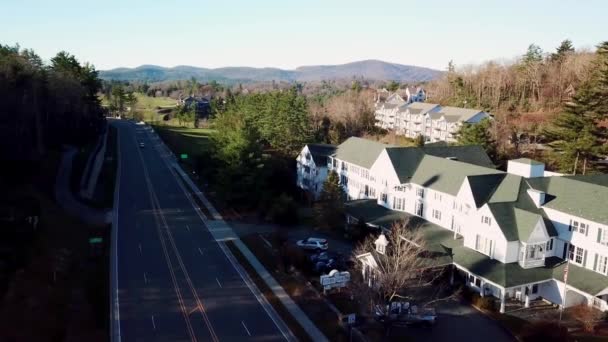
[152,126,215,162]
[99,92,177,121]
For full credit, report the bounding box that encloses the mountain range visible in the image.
[99,60,442,83]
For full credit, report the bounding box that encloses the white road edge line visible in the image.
[151,315,156,330]
[138,243,142,255]
[144,272,148,284]
[198,247,204,255]
[216,278,222,288]
[241,321,251,336]
[186,225,190,232]
[150,127,293,341]
[111,122,122,342]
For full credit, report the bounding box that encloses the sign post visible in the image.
[180,153,188,160]
[320,270,350,294]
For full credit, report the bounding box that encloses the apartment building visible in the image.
[375,100,491,143]
[295,143,336,200]
[303,137,608,313]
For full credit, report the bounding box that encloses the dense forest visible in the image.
[426,40,608,173]
[0,44,105,177]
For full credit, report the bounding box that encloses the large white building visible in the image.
[302,137,608,313]
[375,99,491,143]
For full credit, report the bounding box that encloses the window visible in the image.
[381,193,388,203]
[482,216,492,226]
[416,188,425,198]
[303,165,310,173]
[575,247,584,264]
[341,162,348,172]
[571,220,588,235]
[597,255,608,275]
[432,209,442,220]
[532,284,538,294]
[598,228,608,246]
[333,158,337,168]
[546,239,553,251]
[369,187,376,198]
[393,198,404,211]
[476,234,493,256]
[474,277,481,287]
[434,192,442,201]
[415,202,424,216]
[328,157,333,168]
[340,175,348,186]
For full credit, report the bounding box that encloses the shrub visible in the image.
[268,193,298,226]
[520,321,570,342]
[570,304,603,333]
[470,293,496,311]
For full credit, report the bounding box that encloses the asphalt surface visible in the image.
[113,120,288,342]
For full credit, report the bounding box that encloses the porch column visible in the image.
[500,290,506,314]
[479,280,485,297]
[524,286,530,308]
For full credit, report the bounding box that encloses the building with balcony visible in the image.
[303,137,608,313]
[375,99,491,143]
[296,143,336,200]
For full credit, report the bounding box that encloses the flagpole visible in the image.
[559,259,569,326]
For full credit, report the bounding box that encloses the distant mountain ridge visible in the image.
[99,60,442,83]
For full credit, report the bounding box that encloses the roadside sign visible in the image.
[180,153,188,160]
[89,237,103,244]
[347,313,356,325]
[320,270,350,289]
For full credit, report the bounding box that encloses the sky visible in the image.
[1,0,607,71]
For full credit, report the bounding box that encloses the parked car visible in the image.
[374,302,436,327]
[309,251,340,263]
[296,237,328,251]
[313,259,338,274]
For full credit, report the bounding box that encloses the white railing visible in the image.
[518,257,545,268]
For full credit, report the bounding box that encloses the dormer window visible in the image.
[375,233,388,255]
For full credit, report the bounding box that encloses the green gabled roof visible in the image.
[423,145,496,169]
[488,174,522,203]
[511,158,544,166]
[454,248,608,295]
[553,261,608,295]
[344,199,407,229]
[409,155,502,196]
[385,147,425,183]
[488,203,556,241]
[527,175,608,225]
[333,137,392,169]
[467,174,507,208]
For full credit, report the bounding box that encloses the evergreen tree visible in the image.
[386,81,400,92]
[414,134,425,147]
[544,41,608,174]
[314,171,346,231]
[457,118,496,159]
[551,39,575,62]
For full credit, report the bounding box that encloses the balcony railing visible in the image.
[518,257,545,268]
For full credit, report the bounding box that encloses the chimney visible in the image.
[507,158,545,178]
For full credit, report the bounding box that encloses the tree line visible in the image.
[435,40,608,173]
[0,44,105,171]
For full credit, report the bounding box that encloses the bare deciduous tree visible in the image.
[350,219,447,307]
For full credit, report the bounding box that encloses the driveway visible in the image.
[230,222,354,256]
[388,299,515,341]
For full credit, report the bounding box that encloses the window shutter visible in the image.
[598,228,603,243]
[583,250,588,267]
[585,224,589,237]
[594,254,598,271]
[549,238,553,251]
[569,219,572,231]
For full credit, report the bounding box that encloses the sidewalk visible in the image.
[153,128,328,342]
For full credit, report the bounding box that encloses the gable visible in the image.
[370,150,401,185]
[526,219,549,244]
[333,137,391,168]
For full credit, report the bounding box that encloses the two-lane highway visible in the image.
[112,120,290,341]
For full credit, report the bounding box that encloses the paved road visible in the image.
[112,120,289,342]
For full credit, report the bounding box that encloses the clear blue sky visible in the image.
[1,0,607,71]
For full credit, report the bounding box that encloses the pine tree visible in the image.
[544,41,608,174]
[551,39,575,62]
[456,118,496,159]
[314,171,346,231]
